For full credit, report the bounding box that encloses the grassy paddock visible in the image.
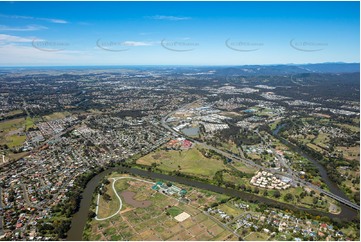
[136,146,228,177]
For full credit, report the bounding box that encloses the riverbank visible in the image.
[66,166,358,240]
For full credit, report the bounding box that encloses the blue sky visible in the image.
[0,1,359,66]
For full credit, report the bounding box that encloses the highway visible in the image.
[160,102,360,211]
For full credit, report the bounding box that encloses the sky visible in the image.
[0,1,359,66]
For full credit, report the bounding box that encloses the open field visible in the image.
[244,232,269,241]
[1,109,24,118]
[307,143,327,154]
[269,120,281,130]
[0,116,37,149]
[218,203,242,218]
[136,146,228,178]
[290,134,316,145]
[0,117,25,132]
[223,172,249,186]
[335,123,360,133]
[220,141,239,154]
[43,111,71,121]
[247,153,262,161]
[6,151,29,161]
[312,132,330,149]
[96,181,120,219]
[0,118,27,148]
[25,116,36,131]
[5,135,26,148]
[336,146,360,161]
[167,206,183,217]
[232,161,257,174]
[86,174,237,241]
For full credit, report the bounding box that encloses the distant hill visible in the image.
[218,63,360,76]
[298,63,360,73]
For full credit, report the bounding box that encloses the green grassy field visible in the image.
[244,232,269,241]
[167,206,183,217]
[223,172,249,186]
[0,118,27,148]
[97,180,121,219]
[335,123,360,132]
[232,161,257,174]
[218,203,241,218]
[0,117,25,131]
[43,111,71,121]
[137,146,228,178]
[1,109,24,118]
[269,120,281,130]
[5,135,26,148]
[25,117,36,131]
[291,134,315,145]
[307,143,327,153]
[312,132,329,149]
[220,141,239,154]
[0,116,38,149]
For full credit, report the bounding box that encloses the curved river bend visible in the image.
[273,124,350,200]
[67,167,357,241]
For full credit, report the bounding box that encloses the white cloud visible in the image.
[0,14,68,24]
[121,41,153,46]
[0,44,89,65]
[0,34,37,43]
[148,15,191,21]
[46,18,67,24]
[0,24,47,31]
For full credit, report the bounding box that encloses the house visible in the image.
[335,231,344,237]
[320,223,328,231]
[182,140,192,149]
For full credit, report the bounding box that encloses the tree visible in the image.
[240,184,246,191]
[213,171,223,185]
[284,193,294,202]
[88,211,96,219]
[54,220,71,239]
[273,190,281,198]
[103,193,111,201]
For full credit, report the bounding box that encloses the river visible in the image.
[272,124,357,219]
[272,124,349,200]
[66,168,117,241]
[67,167,357,241]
